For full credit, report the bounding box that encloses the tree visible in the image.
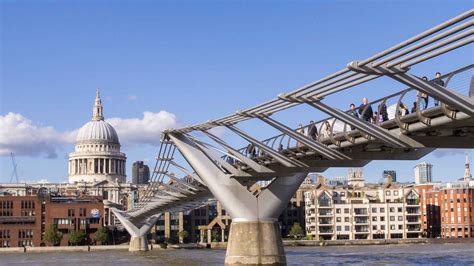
[288,223,305,239]
[44,224,62,246]
[68,229,86,246]
[94,227,108,244]
[178,230,189,243]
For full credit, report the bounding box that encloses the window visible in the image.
[336,226,341,231]
[68,208,75,217]
[381,225,385,230]
[390,207,395,213]
[386,191,391,196]
[398,207,402,212]
[372,216,377,222]
[344,208,350,214]
[380,208,385,212]
[390,225,395,230]
[380,216,385,221]
[344,217,350,222]
[394,191,399,196]
[345,226,350,231]
[372,225,377,230]
[398,216,403,221]
[398,225,403,230]
[390,216,395,221]
[336,217,341,222]
[79,208,86,217]
[336,208,341,214]
[372,208,377,213]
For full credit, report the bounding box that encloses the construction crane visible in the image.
[10,152,19,183]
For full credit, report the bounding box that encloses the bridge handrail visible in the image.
[234,64,473,157]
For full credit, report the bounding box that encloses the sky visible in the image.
[0,0,472,184]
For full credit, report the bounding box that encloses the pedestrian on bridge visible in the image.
[419,76,429,110]
[433,72,445,106]
[308,120,318,140]
[358,98,373,122]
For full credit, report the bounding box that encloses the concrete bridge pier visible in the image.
[112,209,161,252]
[129,235,150,252]
[169,133,308,265]
[225,219,285,265]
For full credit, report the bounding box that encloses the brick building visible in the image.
[0,189,105,247]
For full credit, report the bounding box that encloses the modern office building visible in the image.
[414,162,433,184]
[131,161,150,185]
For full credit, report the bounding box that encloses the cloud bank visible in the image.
[0,111,179,158]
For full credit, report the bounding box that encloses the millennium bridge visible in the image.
[113,10,474,265]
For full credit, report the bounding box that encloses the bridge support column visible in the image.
[225,219,285,265]
[129,236,149,252]
[169,132,308,265]
[111,209,161,252]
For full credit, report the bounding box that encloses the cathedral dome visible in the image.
[75,89,119,144]
[76,120,119,144]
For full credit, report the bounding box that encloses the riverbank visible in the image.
[1,238,473,253]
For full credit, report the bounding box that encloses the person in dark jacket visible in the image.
[358,98,373,122]
[433,72,445,106]
[378,103,389,122]
[307,120,318,140]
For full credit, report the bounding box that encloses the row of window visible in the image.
[67,208,87,217]
[18,230,33,239]
[0,201,13,209]
[0,210,13,216]
[333,224,406,232]
[20,200,35,209]
[0,230,10,239]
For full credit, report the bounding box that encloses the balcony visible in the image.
[354,218,369,224]
[406,199,420,206]
[318,210,333,216]
[0,216,36,224]
[318,218,333,225]
[354,209,368,216]
[318,229,334,234]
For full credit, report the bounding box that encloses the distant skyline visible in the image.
[1,1,472,184]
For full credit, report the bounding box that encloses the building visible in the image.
[304,178,422,241]
[132,161,150,185]
[423,159,474,238]
[414,162,433,184]
[0,189,105,247]
[68,89,127,184]
[383,170,397,183]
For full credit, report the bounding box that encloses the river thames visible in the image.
[1,242,473,265]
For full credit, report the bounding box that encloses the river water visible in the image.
[1,242,473,265]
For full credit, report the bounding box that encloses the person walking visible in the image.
[296,124,305,148]
[358,98,373,122]
[419,76,429,110]
[433,72,445,106]
[308,120,318,140]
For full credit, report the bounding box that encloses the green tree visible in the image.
[68,230,86,246]
[44,224,62,246]
[288,223,305,239]
[94,227,108,244]
[178,230,189,243]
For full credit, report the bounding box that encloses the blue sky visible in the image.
[0,0,472,183]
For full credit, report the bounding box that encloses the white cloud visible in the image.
[107,111,178,146]
[0,111,179,158]
[0,112,70,158]
[127,95,138,101]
